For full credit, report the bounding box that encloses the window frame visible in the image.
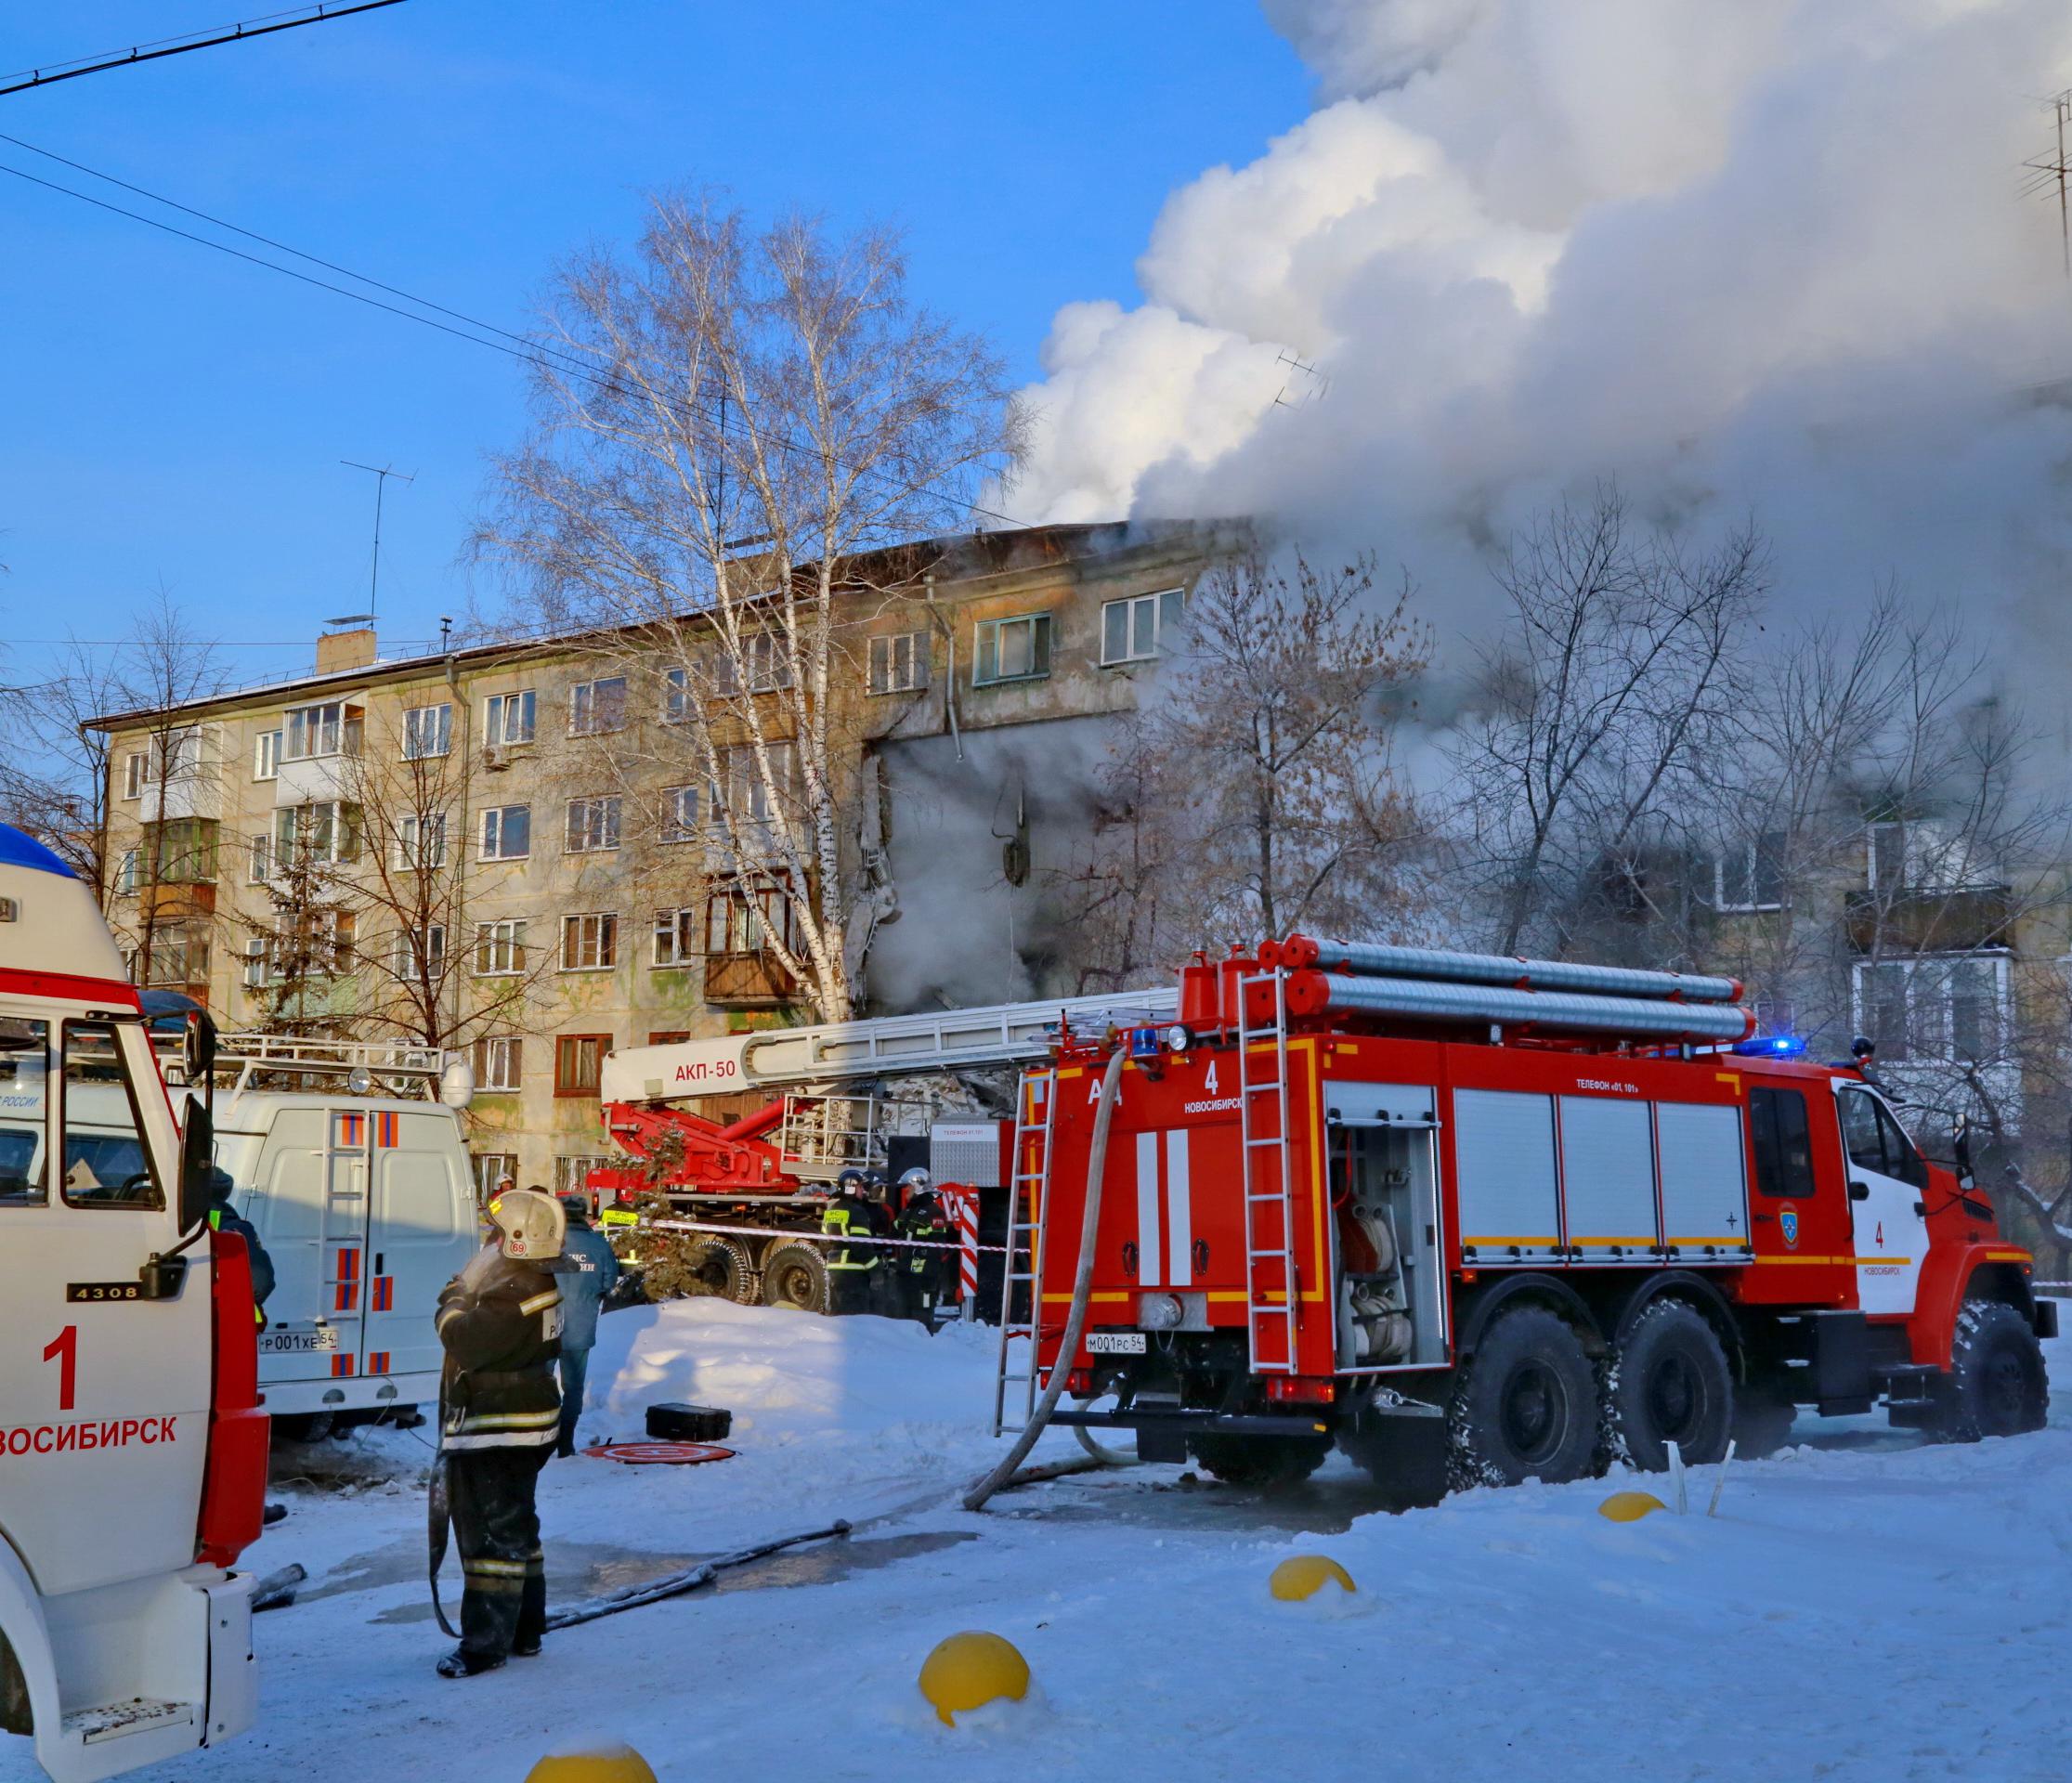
[567,675,629,737]
[473,1034,523,1093]
[0,1018,52,1207]
[402,702,453,761]
[121,752,146,800]
[971,612,1053,686]
[1711,831,1787,914]
[473,918,528,977]
[658,785,699,845]
[58,1019,166,1211]
[867,630,930,696]
[1849,951,2010,1065]
[1098,588,1185,668]
[253,729,280,782]
[652,906,698,969]
[564,795,622,855]
[559,911,619,972]
[554,1034,611,1098]
[280,699,350,763]
[1748,1086,1816,1200]
[473,1152,517,1199]
[478,804,532,862]
[484,690,537,748]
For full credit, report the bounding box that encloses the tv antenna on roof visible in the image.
[341,459,415,616]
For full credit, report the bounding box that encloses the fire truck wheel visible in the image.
[695,1239,759,1306]
[1604,1299,1733,1472]
[760,1243,832,1314]
[1448,1305,1601,1488]
[1190,1434,1331,1489]
[1935,1299,2049,1441]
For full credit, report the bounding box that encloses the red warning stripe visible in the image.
[333,1247,360,1313]
[365,1350,390,1375]
[331,1354,356,1378]
[336,1111,366,1147]
[370,1276,394,1312]
[375,1110,399,1149]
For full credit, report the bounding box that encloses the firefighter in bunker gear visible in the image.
[434,1187,567,1677]
[892,1166,955,1328]
[823,1165,894,1316]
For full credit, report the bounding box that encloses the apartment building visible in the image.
[92,522,1215,1193]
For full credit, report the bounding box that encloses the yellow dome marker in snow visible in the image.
[1269,1555,1357,1601]
[919,1631,1031,1725]
[524,1748,658,1782]
[1598,1490,1669,1522]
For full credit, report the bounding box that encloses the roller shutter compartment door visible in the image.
[1559,1096,1659,1260]
[1453,1089,1561,1264]
[1655,1102,1751,1262]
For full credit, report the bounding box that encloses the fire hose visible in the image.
[962,1046,1127,1512]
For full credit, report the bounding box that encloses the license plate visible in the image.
[259,1328,340,1354]
[1086,1332,1147,1355]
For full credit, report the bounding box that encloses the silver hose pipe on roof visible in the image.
[1285,970,1754,1042]
[1276,934,1743,1005]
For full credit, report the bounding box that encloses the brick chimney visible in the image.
[316,627,376,673]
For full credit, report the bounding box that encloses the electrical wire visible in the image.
[0,3,408,99]
[0,137,1033,533]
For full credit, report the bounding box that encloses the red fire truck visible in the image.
[1006,936,2054,1498]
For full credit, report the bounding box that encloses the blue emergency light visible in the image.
[1732,1034,1807,1059]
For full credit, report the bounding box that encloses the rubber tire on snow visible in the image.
[1605,1299,1734,1472]
[1190,1434,1330,1489]
[760,1242,831,1314]
[1935,1298,2048,1441]
[1448,1305,1602,1489]
[695,1238,759,1305]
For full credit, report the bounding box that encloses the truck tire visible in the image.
[760,1243,831,1314]
[1935,1299,2048,1441]
[695,1239,758,1306]
[1449,1305,1600,1488]
[1191,1434,1331,1488]
[1605,1299,1733,1471]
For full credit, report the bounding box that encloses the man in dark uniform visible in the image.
[891,1166,955,1328]
[434,1187,567,1678]
[822,1165,893,1316]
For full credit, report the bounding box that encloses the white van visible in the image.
[165,1034,480,1433]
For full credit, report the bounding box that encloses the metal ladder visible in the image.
[1237,970,1298,1373]
[989,1067,1056,1436]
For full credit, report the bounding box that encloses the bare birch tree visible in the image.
[476,196,1024,1022]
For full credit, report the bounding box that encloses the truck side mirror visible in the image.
[179,1100,215,1234]
[183,1012,216,1093]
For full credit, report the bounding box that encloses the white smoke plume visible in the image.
[1006,1,2072,696]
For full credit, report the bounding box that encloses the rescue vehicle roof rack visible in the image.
[195,1032,451,1098]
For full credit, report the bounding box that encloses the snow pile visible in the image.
[101,1303,2069,1783]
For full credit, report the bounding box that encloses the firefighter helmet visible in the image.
[835,1166,869,1194]
[488,1188,567,1262]
[898,1166,932,1191]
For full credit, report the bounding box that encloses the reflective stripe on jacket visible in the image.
[437,1246,563,1451]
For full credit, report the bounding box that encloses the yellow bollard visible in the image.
[525,1748,658,1782]
[918,1631,1031,1725]
[1597,1490,1668,1523]
[1269,1555,1357,1601]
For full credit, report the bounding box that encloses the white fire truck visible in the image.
[0,825,267,1779]
[998,936,2055,1497]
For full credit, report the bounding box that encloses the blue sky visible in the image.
[0,3,1308,691]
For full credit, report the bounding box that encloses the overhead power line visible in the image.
[0,133,1031,532]
[0,3,409,100]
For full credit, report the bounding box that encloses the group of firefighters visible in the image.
[428,1165,957,1678]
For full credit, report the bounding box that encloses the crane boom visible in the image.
[599,986,1180,1106]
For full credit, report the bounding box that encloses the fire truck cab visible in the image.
[1018,936,2055,1498]
[0,826,266,1779]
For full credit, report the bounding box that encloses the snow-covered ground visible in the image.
[17,1299,2067,1783]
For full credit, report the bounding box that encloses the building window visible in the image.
[473,1152,517,1198]
[392,923,446,981]
[1100,589,1184,666]
[403,703,452,761]
[485,690,536,748]
[1851,953,2009,1064]
[652,907,698,968]
[973,613,1052,685]
[658,785,699,844]
[281,700,357,762]
[247,834,270,885]
[479,804,531,862]
[241,937,269,990]
[554,1155,612,1197]
[254,729,280,781]
[122,752,145,800]
[1711,831,1786,912]
[662,667,689,724]
[868,631,929,696]
[143,817,220,884]
[568,676,628,736]
[711,742,794,830]
[144,925,211,988]
[649,1030,690,1047]
[115,847,139,895]
[560,912,618,971]
[474,918,528,976]
[473,1035,523,1092]
[705,877,799,957]
[274,800,359,866]
[565,796,622,854]
[554,1034,609,1097]
[393,811,449,871]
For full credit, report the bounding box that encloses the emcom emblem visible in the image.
[1779,1204,1800,1249]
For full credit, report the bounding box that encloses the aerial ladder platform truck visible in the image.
[997,936,2053,1498]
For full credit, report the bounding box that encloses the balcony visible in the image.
[141,880,216,924]
[1844,883,2014,955]
[704,951,796,1007]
